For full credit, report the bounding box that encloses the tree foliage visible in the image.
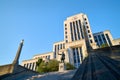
[100,43,109,48]
[36,58,42,66]
[36,59,75,73]
[36,58,43,71]
[36,59,59,73]
[37,61,48,73]
[66,63,75,70]
[47,60,59,72]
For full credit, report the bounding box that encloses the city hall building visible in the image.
[21,13,120,71]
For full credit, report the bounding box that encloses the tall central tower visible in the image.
[64,13,97,49]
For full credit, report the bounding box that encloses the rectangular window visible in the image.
[98,35,101,40]
[105,34,112,46]
[89,35,91,38]
[90,39,93,43]
[54,45,57,58]
[76,48,80,63]
[74,59,76,63]
[88,30,90,33]
[79,47,83,61]
[76,21,80,40]
[66,40,68,43]
[95,39,98,42]
[102,34,107,43]
[99,40,102,45]
[65,31,67,34]
[60,44,62,49]
[65,27,67,30]
[73,22,77,40]
[55,45,56,51]
[65,24,67,26]
[84,18,87,20]
[70,22,74,41]
[73,48,76,63]
[94,36,97,39]
[73,48,75,57]
[78,20,84,38]
[58,44,59,50]
[87,26,89,28]
[65,36,67,38]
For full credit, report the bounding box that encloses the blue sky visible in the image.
[0,0,120,65]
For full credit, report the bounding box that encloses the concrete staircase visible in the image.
[25,70,76,80]
[71,46,120,80]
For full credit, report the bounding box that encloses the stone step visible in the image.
[71,51,120,80]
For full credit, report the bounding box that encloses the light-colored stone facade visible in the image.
[21,52,53,71]
[93,30,113,47]
[93,30,120,47]
[21,13,120,70]
[113,38,120,46]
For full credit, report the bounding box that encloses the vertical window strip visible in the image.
[100,34,105,44]
[79,47,83,61]
[73,22,77,40]
[105,34,112,46]
[70,22,74,41]
[76,21,80,40]
[102,34,107,43]
[61,44,62,49]
[96,36,100,47]
[54,45,57,58]
[73,48,76,63]
[98,35,102,45]
[77,20,82,39]
[76,48,80,63]
[78,20,84,39]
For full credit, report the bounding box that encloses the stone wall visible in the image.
[0,65,39,80]
[0,64,14,76]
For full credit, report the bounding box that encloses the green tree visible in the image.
[47,60,59,72]
[36,59,75,73]
[37,61,48,73]
[36,59,59,73]
[100,43,109,48]
[36,58,43,71]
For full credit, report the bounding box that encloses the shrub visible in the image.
[36,59,75,73]
[100,43,109,48]
[66,63,75,70]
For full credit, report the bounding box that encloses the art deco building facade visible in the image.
[21,13,120,71]
[93,30,113,47]
[93,30,120,47]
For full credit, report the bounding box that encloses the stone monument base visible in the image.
[59,63,66,72]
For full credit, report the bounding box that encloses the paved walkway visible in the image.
[27,70,76,80]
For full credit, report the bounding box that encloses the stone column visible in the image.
[12,40,24,65]
[33,63,37,71]
[30,63,33,70]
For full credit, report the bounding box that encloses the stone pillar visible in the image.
[33,63,36,71]
[30,63,33,70]
[13,40,24,65]
[59,63,66,72]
